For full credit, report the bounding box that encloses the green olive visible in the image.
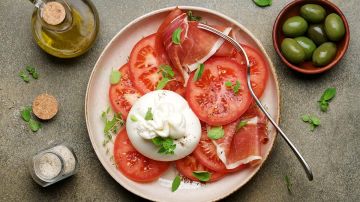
[282,16,308,37]
[325,13,345,41]
[300,4,326,23]
[307,24,328,45]
[281,38,306,64]
[294,36,317,61]
[312,42,337,66]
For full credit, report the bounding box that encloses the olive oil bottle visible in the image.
[30,0,99,58]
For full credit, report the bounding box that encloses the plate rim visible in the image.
[85,5,280,201]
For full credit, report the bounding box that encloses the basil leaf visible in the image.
[225,81,232,87]
[193,63,204,81]
[301,115,320,131]
[21,107,32,122]
[236,121,248,132]
[110,70,121,84]
[26,66,39,79]
[192,171,211,182]
[29,119,41,132]
[159,65,174,78]
[172,175,181,192]
[187,10,202,22]
[130,115,138,122]
[145,107,153,120]
[310,116,320,126]
[19,71,30,83]
[156,77,170,90]
[253,0,272,7]
[208,126,224,140]
[285,175,292,193]
[320,88,336,102]
[301,115,310,122]
[320,102,329,112]
[172,28,182,45]
[151,137,163,146]
[233,80,241,94]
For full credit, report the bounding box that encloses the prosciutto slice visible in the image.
[157,9,233,82]
[211,104,268,169]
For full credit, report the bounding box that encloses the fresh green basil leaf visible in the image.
[151,137,163,147]
[156,77,170,90]
[285,175,292,193]
[208,126,224,140]
[172,175,181,192]
[187,10,202,21]
[159,65,175,78]
[29,119,41,132]
[225,81,232,87]
[26,66,39,79]
[310,116,320,126]
[301,115,310,122]
[110,70,122,84]
[320,88,336,102]
[233,80,241,94]
[130,115,138,122]
[145,107,153,120]
[21,107,32,122]
[320,102,329,112]
[236,121,248,132]
[253,0,272,7]
[193,63,204,81]
[19,71,30,83]
[172,28,182,45]
[192,171,211,182]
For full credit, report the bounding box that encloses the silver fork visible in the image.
[198,23,313,181]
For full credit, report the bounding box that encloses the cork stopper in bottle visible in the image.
[41,1,66,26]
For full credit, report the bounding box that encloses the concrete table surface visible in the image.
[0,0,359,201]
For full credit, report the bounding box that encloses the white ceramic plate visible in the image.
[85,6,280,202]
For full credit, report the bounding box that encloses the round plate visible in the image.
[85,6,280,202]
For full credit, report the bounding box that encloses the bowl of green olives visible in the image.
[273,0,350,74]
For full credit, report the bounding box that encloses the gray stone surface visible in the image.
[0,0,359,201]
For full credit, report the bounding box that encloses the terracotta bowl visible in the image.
[273,0,350,74]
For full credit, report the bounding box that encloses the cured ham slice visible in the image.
[157,9,233,82]
[211,104,268,169]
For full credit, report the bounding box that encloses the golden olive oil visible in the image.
[31,0,99,58]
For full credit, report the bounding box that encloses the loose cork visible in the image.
[41,1,66,26]
[32,93,59,120]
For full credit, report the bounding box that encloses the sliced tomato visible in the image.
[176,154,226,182]
[114,129,170,182]
[193,126,227,172]
[109,64,142,119]
[193,124,248,173]
[129,34,185,95]
[186,57,252,126]
[232,45,269,98]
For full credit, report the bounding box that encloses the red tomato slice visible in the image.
[129,34,185,95]
[114,129,170,182]
[193,126,227,172]
[232,45,269,98]
[186,57,252,126]
[176,154,226,182]
[109,64,142,119]
[193,124,248,173]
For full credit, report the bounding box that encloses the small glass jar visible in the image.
[29,144,78,187]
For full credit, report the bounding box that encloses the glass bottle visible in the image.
[29,0,99,58]
[29,144,79,187]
